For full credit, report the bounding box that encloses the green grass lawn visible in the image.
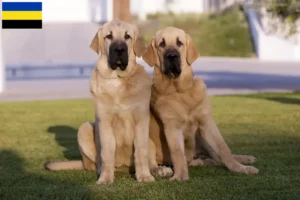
[141,6,255,57]
[0,93,300,200]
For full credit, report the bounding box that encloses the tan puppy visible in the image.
[143,27,259,181]
[45,20,155,184]
[45,26,258,182]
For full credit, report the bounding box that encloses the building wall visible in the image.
[42,0,113,22]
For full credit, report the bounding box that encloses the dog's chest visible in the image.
[99,79,124,96]
[96,79,132,109]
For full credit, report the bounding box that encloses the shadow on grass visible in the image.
[0,149,91,200]
[226,92,300,106]
[47,125,80,160]
[264,97,300,106]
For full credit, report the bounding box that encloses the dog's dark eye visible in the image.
[125,34,131,39]
[159,40,165,48]
[106,34,113,40]
[176,39,183,47]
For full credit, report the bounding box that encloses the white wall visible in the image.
[42,0,113,22]
[43,0,88,22]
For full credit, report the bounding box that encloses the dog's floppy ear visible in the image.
[133,28,147,58]
[142,38,156,67]
[186,34,199,65]
[90,27,103,55]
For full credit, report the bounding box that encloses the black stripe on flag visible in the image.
[2,20,42,29]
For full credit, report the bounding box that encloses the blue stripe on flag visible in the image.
[2,2,42,11]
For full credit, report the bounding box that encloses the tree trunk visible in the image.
[113,0,131,22]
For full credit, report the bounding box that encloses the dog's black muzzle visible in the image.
[108,41,128,71]
[163,49,181,78]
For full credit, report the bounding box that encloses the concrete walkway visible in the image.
[1,58,300,102]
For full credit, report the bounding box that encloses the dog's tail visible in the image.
[44,160,84,171]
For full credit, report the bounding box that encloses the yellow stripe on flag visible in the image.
[2,11,42,20]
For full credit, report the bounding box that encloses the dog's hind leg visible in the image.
[44,122,97,171]
[78,121,97,171]
[77,122,97,162]
[80,148,96,171]
[232,155,257,165]
[198,116,259,175]
[195,135,256,165]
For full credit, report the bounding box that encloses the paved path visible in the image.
[1,58,299,102]
[2,22,300,102]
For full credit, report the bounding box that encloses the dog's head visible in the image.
[90,20,146,77]
[142,27,199,79]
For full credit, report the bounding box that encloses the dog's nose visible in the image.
[166,52,179,59]
[114,46,125,53]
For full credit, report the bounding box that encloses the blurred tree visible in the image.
[254,0,300,37]
[265,0,300,22]
[113,0,131,22]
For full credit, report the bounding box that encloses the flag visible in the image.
[2,2,42,29]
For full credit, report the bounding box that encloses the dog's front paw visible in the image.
[152,166,173,178]
[96,174,114,185]
[169,172,189,181]
[189,158,204,166]
[136,173,155,182]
